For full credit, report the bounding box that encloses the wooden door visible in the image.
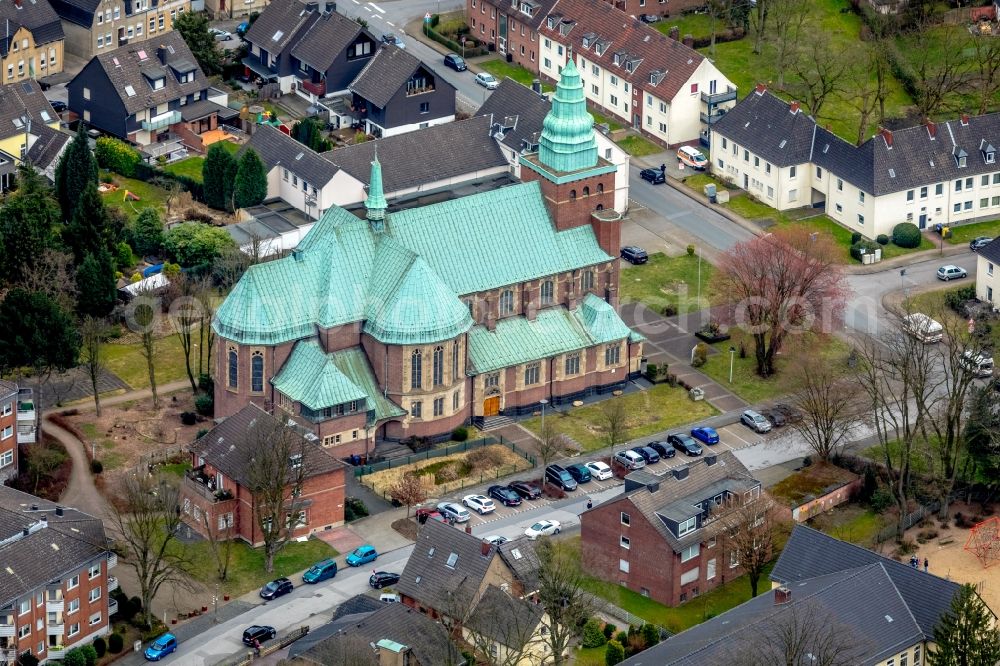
[483,397,500,417]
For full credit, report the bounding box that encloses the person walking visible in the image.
[924,558,929,573]
[586,499,593,510]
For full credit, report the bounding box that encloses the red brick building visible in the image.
[0,381,17,484]
[466,0,557,71]
[0,487,115,664]
[581,451,761,606]
[180,404,347,546]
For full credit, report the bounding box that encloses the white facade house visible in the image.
[712,86,1000,239]
[976,240,1000,306]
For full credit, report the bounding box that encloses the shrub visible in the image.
[180,411,197,425]
[108,632,124,654]
[198,373,215,393]
[892,222,921,248]
[17,655,39,666]
[467,446,504,470]
[100,172,114,184]
[876,234,890,245]
[945,285,977,315]
[63,649,86,666]
[451,426,469,442]
[870,487,893,513]
[605,640,626,666]
[81,644,98,666]
[850,240,880,261]
[691,342,709,368]
[582,618,608,648]
[93,638,106,658]
[95,137,142,177]
[851,232,862,244]
[641,624,660,648]
[90,459,103,474]
[603,623,616,640]
[686,244,695,256]
[662,304,677,317]
[345,497,368,521]
[615,631,629,646]
[894,538,917,556]
[196,428,209,439]
[194,393,214,416]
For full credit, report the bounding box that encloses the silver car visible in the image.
[741,409,772,433]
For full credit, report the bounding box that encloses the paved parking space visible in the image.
[717,423,765,450]
[458,474,625,528]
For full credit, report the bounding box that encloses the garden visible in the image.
[619,251,721,315]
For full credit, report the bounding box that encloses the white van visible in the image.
[903,313,943,343]
[962,350,995,378]
[677,145,708,170]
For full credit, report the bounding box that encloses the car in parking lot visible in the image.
[971,236,993,251]
[437,502,471,523]
[567,463,592,483]
[668,433,704,456]
[545,464,578,491]
[639,167,665,184]
[761,408,787,427]
[937,265,968,281]
[475,72,500,89]
[632,445,661,464]
[242,626,276,646]
[381,33,405,48]
[524,519,561,539]
[346,545,379,566]
[463,494,496,515]
[444,53,467,71]
[259,577,293,600]
[647,441,677,459]
[302,558,337,583]
[640,13,660,22]
[690,426,720,444]
[585,460,613,480]
[209,28,232,41]
[415,507,446,524]
[483,534,508,546]
[49,99,67,113]
[509,481,542,500]
[741,409,772,433]
[369,571,400,589]
[236,20,250,36]
[144,633,178,661]
[621,246,648,264]
[614,449,646,470]
[488,485,522,506]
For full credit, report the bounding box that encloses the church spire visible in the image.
[538,57,598,173]
[365,146,388,232]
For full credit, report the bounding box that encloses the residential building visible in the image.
[479,77,630,213]
[0,79,62,191]
[581,451,761,606]
[227,201,319,258]
[0,382,17,483]
[0,0,65,83]
[712,85,1000,238]
[25,123,70,184]
[289,8,377,104]
[50,0,190,60]
[349,45,456,138]
[241,0,321,94]
[598,0,706,18]
[67,31,236,150]
[0,486,115,665]
[462,585,548,666]
[213,62,643,450]
[180,403,347,546]
[14,389,37,447]
[466,0,557,71]
[621,525,975,665]
[535,0,737,147]
[206,0,334,20]
[976,238,1000,306]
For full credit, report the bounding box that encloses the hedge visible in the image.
[892,222,922,248]
[95,137,142,177]
[423,24,489,58]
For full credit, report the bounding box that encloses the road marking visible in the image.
[363,5,372,11]
[386,20,395,26]
[351,0,359,3]
[368,2,386,13]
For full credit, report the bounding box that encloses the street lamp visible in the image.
[899,268,908,300]
[540,399,548,434]
[729,346,736,384]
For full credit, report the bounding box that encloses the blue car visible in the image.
[302,558,338,583]
[144,633,177,661]
[691,426,720,445]
[346,544,378,567]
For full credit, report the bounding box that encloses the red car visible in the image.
[415,508,446,524]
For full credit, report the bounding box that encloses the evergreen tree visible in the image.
[930,583,1000,666]
[76,249,117,318]
[173,12,223,75]
[291,117,332,152]
[63,182,114,263]
[54,126,98,222]
[0,163,60,281]
[133,207,165,257]
[202,144,237,211]
[233,148,268,210]
[0,288,79,374]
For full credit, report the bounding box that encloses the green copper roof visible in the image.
[538,58,598,173]
[272,339,368,411]
[329,347,406,422]
[365,155,387,225]
[576,293,635,344]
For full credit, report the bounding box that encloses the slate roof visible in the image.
[290,10,364,71]
[323,115,507,193]
[503,0,559,29]
[349,44,426,109]
[81,31,207,115]
[539,0,709,103]
[712,88,816,167]
[0,486,109,607]
[329,593,382,622]
[244,0,319,54]
[245,124,339,185]
[46,0,99,27]
[477,78,550,154]
[26,122,70,171]
[0,79,58,142]
[979,237,1000,265]
[0,0,64,55]
[465,585,544,648]
[772,524,967,637]
[188,403,345,487]
[180,99,237,123]
[497,537,541,593]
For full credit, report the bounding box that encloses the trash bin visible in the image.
[704,183,717,198]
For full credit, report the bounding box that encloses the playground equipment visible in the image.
[964,516,1000,568]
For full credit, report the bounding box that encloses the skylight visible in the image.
[428,547,435,557]
[137,49,148,61]
[112,57,120,67]
[12,118,22,129]
[511,548,522,560]
[779,139,787,149]
[272,30,284,41]
[446,552,459,568]
[40,111,50,122]
[124,85,136,97]
[888,169,896,178]
[295,152,304,160]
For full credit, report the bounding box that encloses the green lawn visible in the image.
[656,13,715,40]
[681,172,734,195]
[620,252,721,314]
[164,156,206,183]
[615,134,662,157]
[945,218,1000,244]
[101,173,172,221]
[521,384,718,452]
[479,59,553,91]
[590,109,623,131]
[808,504,885,548]
[575,646,606,666]
[160,461,193,477]
[184,537,337,598]
[102,335,191,389]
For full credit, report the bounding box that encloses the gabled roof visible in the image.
[26,122,70,172]
[539,0,709,103]
[290,10,365,71]
[497,537,541,592]
[812,125,875,194]
[501,0,559,29]
[711,89,816,167]
[244,0,319,54]
[323,115,507,193]
[188,403,345,487]
[478,78,550,154]
[0,0,64,54]
[349,45,444,109]
[245,124,339,185]
[465,585,544,648]
[0,79,57,143]
[47,0,101,27]
[979,237,1000,265]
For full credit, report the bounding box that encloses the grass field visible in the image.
[620,252,721,314]
[479,59,553,91]
[655,13,715,40]
[164,156,206,183]
[102,335,190,389]
[185,538,337,598]
[590,109,623,131]
[615,134,663,156]
[945,218,1000,244]
[101,173,172,221]
[521,384,718,452]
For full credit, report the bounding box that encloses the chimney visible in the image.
[789,101,800,115]
[668,26,680,41]
[31,504,38,511]
[774,586,792,605]
[961,113,970,126]
[531,79,542,95]
[705,454,717,466]
[157,44,167,64]
[22,528,29,537]
[13,0,21,8]
[465,524,472,535]
[40,514,47,522]
[879,126,893,148]
[671,466,689,481]
[755,82,766,96]
[526,301,537,322]
[481,540,491,557]
[305,0,318,10]
[925,118,937,140]
[55,506,64,516]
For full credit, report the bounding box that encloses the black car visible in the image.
[545,464,578,491]
[381,33,403,47]
[259,577,293,600]
[509,481,542,500]
[488,484,522,506]
[761,408,787,427]
[49,100,67,113]
[639,167,665,184]
[971,236,993,251]
[242,625,276,646]
[647,441,677,459]
[369,571,400,589]
[668,433,704,457]
[771,403,802,424]
[444,53,467,71]
[567,463,592,483]
[632,445,661,464]
[621,246,648,264]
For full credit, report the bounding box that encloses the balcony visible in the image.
[107,552,117,570]
[108,598,118,617]
[108,577,118,592]
[700,111,727,125]
[16,390,35,444]
[48,646,67,660]
[141,110,182,132]
[184,468,234,504]
[405,84,435,97]
[2,648,17,665]
[46,599,64,613]
[0,624,14,638]
[46,622,64,636]
[701,88,737,106]
[300,79,325,97]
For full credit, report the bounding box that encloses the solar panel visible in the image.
[20,81,32,94]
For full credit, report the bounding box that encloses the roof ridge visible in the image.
[874,560,926,639]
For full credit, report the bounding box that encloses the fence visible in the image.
[353,437,534,477]
[874,501,942,544]
[212,626,309,666]
[582,591,671,639]
[137,443,189,473]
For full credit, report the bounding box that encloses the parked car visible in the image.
[614,450,646,470]
[647,441,677,459]
[903,312,944,344]
[259,577,293,600]
[509,481,542,500]
[937,265,968,281]
[971,236,993,251]
[545,464,578,491]
[380,592,401,603]
[524,519,561,539]
[488,485,522,506]
[585,460,613,480]
[668,433,704,456]
[209,27,232,41]
[741,409,772,433]
[962,349,995,378]
[242,626,276,646]
[475,72,500,89]
[302,558,338,583]
[437,502,471,523]
[483,534,508,546]
[771,403,802,424]
[639,13,660,22]
[639,167,665,184]
[690,426,720,445]
[49,99,67,113]
[677,145,709,170]
[632,445,660,464]
[381,33,405,48]
[444,53,467,71]
[236,20,250,36]
[761,408,787,427]
[369,571,401,589]
[144,634,178,661]
[463,494,496,515]
[346,545,379,566]
[621,246,649,264]
[567,463,592,483]
[415,507,446,524]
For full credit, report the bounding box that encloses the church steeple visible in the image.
[365,147,388,232]
[538,57,598,173]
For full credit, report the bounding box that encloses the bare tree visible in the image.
[601,398,628,454]
[465,588,543,666]
[131,290,160,408]
[748,0,768,55]
[79,316,107,416]
[848,42,890,145]
[789,356,860,461]
[245,416,309,573]
[967,32,1000,116]
[789,30,851,120]
[108,473,193,628]
[388,472,427,519]
[706,0,734,58]
[18,248,77,313]
[535,539,591,665]
[719,495,780,597]
[168,275,203,393]
[195,285,216,380]
[201,509,235,582]
[910,23,970,118]
[767,0,808,89]
[537,419,563,470]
